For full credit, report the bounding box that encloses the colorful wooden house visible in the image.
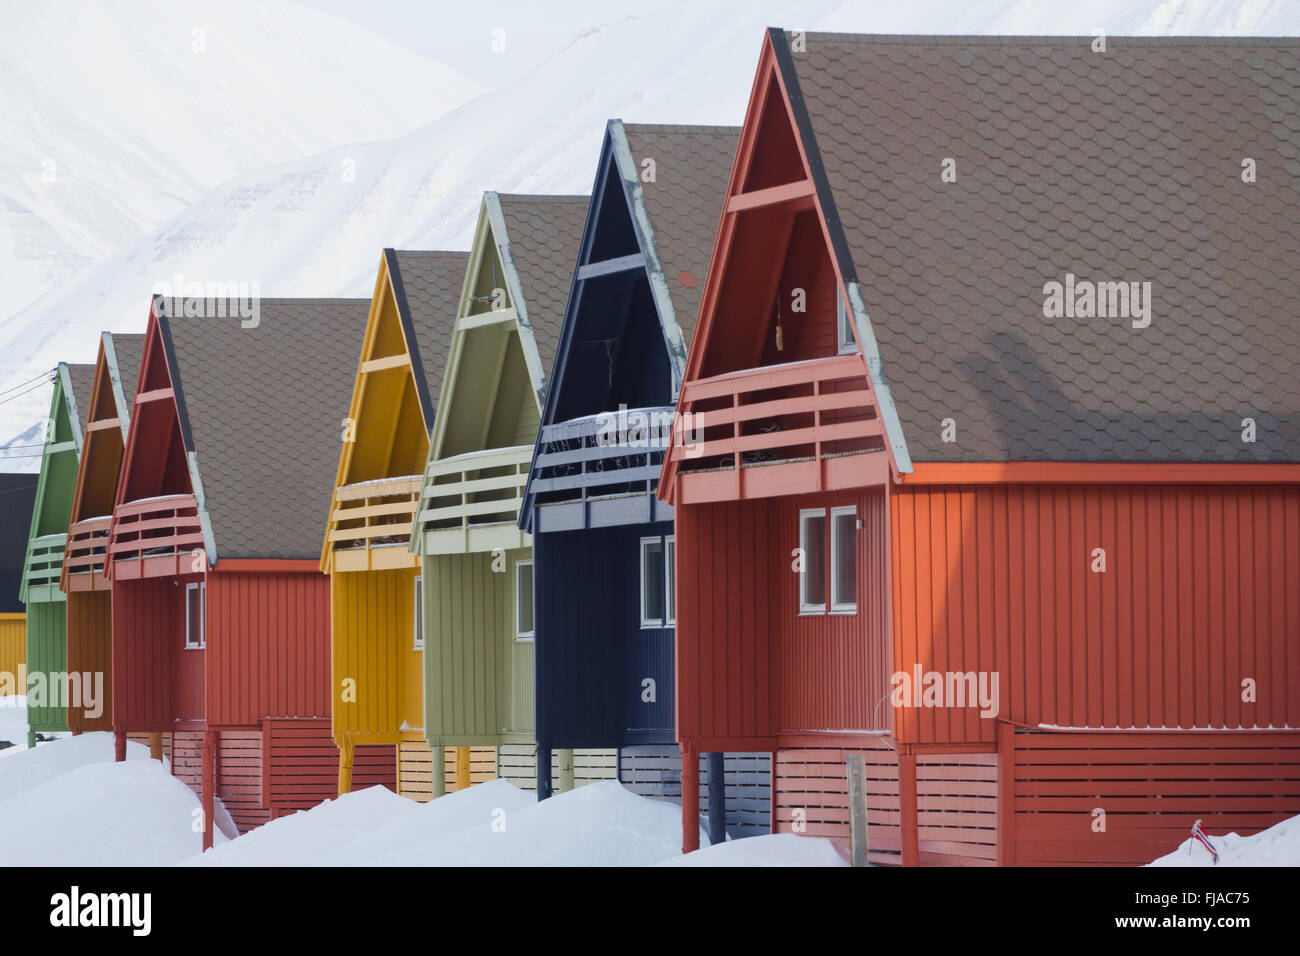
[518,121,769,837]
[409,192,612,794]
[0,474,37,699]
[20,362,94,745]
[322,249,499,800]
[109,295,389,850]
[60,331,144,735]
[659,30,1300,865]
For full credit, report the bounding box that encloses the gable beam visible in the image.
[86,417,122,433]
[360,353,410,375]
[135,387,175,405]
[726,179,814,214]
[576,252,645,281]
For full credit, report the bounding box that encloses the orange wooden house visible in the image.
[109,295,388,850]
[61,331,144,734]
[660,31,1300,865]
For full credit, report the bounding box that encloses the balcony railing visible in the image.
[670,352,889,503]
[63,516,113,591]
[107,494,205,580]
[326,474,422,572]
[22,533,68,603]
[530,405,674,531]
[414,445,531,555]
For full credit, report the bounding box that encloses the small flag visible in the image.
[1190,819,1219,864]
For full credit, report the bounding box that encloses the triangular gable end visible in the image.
[322,252,439,570]
[69,334,131,527]
[111,301,215,571]
[429,195,541,464]
[21,365,85,603]
[661,30,910,503]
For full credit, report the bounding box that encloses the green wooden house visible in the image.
[22,361,95,745]
[409,192,614,794]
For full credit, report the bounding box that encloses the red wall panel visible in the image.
[112,576,189,729]
[66,590,113,733]
[891,483,1300,746]
[205,569,330,727]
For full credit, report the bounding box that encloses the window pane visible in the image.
[642,538,664,624]
[517,563,533,636]
[832,511,857,609]
[187,585,203,647]
[802,513,826,609]
[665,538,676,624]
[414,577,423,648]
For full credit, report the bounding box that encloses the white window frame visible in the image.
[830,506,858,614]
[413,575,424,650]
[798,509,828,614]
[640,535,666,628]
[836,292,856,354]
[184,581,205,649]
[665,535,676,626]
[514,560,534,642]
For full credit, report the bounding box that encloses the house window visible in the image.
[184,582,205,649]
[640,536,666,627]
[413,576,424,650]
[830,506,858,613]
[798,509,827,613]
[515,560,534,642]
[801,507,857,615]
[665,535,676,626]
[837,293,856,354]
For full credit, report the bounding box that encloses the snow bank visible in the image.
[0,695,31,753]
[0,733,229,865]
[1148,815,1300,867]
[658,832,849,867]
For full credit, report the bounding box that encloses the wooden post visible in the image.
[337,738,354,795]
[27,727,36,749]
[430,743,446,799]
[201,730,216,852]
[557,747,575,792]
[846,752,868,867]
[681,745,700,853]
[537,744,553,799]
[455,745,471,791]
[997,722,1015,866]
[706,752,726,846]
[113,729,126,762]
[149,732,163,762]
[898,747,919,867]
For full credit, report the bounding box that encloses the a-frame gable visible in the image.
[112,303,213,567]
[660,30,910,502]
[429,193,541,464]
[68,333,138,527]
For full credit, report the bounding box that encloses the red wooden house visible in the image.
[661,31,1300,865]
[110,294,389,850]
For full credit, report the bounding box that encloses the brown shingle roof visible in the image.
[622,124,739,344]
[109,332,145,420]
[64,363,96,439]
[495,194,589,375]
[388,250,469,423]
[780,32,1300,463]
[156,297,370,559]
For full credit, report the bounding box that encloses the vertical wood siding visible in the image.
[423,551,506,743]
[66,591,112,732]
[206,570,330,726]
[24,601,68,732]
[112,576,186,729]
[0,614,24,694]
[891,484,1300,745]
[496,744,618,791]
[331,567,423,740]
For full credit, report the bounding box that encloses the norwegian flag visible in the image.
[1190,819,1220,864]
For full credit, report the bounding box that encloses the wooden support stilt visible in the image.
[201,730,216,852]
[899,747,919,867]
[337,738,355,795]
[681,745,700,853]
[557,747,574,792]
[113,729,126,762]
[455,745,471,791]
[537,744,553,800]
[149,732,163,762]
[846,752,869,867]
[706,752,726,846]
[430,743,446,798]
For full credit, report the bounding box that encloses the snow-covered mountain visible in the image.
[3,0,1298,467]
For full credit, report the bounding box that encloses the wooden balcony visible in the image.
[107,494,205,580]
[415,445,532,555]
[22,533,68,603]
[531,405,675,532]
[63,516,113,592]
[670,353,890,504]
[326,475,422,572]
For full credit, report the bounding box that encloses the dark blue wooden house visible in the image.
[519,121,769,841]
